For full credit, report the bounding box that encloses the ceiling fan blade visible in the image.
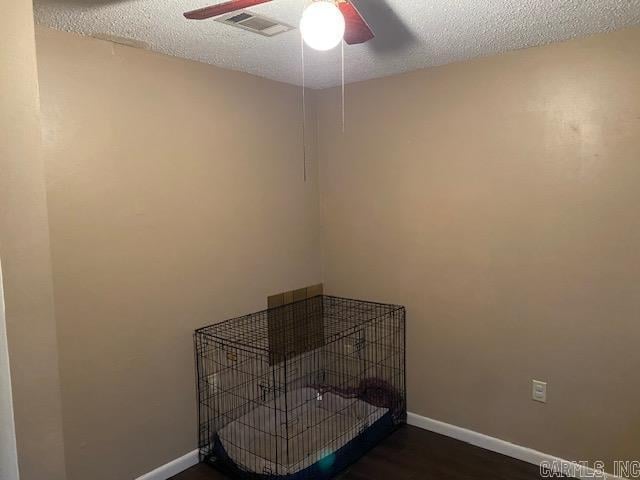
[184,0,272,20]
[348,0,416,54]
[338,1,375,45]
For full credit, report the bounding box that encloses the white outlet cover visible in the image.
[208,373,219,395]
[532,380,547,403]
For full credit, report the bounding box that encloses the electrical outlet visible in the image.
[208,373,219,395]
[532,380,547,403]
[346,331,365,355]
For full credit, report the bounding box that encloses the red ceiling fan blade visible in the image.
[184,0,272,20]
[338,1,374,45]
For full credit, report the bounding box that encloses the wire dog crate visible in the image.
[195,295,406,479]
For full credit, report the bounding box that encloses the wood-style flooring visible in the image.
[170,425,557,480]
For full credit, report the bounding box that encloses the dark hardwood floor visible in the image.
[170,425,552,480]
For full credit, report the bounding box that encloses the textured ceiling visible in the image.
[34,0,640,89]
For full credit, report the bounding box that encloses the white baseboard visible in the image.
[135,449,199,480]
[407,412,623,480]
[135,415,624,480]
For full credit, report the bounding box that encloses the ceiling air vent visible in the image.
[216,10,294,37]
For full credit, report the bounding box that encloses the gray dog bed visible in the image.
[217,387,386,475]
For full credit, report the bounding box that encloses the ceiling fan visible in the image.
[183,0,375,49]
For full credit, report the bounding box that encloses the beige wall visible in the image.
[317,27,640,468]
[35,27,321,479]
[0,3,67,480]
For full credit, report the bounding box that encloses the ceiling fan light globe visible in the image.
[300,1,345,51]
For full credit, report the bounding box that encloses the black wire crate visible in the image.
[195,295,406,480]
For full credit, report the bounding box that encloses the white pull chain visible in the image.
[341,39,345,133]
[301,33,307,182]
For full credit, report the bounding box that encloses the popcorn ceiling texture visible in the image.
[34,0,640,89]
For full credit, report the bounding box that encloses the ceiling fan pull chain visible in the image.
[342,38,345,133]
[301,32,307,183]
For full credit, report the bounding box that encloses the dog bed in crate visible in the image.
[213,387,388,477]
